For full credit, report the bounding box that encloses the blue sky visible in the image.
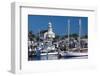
[28,15,88,36]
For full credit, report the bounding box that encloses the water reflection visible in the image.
[28,54,88,61]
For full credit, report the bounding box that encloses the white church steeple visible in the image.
[48,22,53,32]
[44,22,55,39]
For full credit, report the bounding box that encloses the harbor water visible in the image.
[29,54,88,61]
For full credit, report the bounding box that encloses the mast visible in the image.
[79,19,81,52]
[68,19,70,52]
[38,29,40,43]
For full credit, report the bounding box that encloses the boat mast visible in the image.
[39,29,40,43]
[68,19,70,52]
[79,19,81,52]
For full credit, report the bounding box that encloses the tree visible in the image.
[82,35,88,38]
[28,31,36,41]
[61,35,68,39]
[40,29,48,34]
[70,33,78,38]
[53,35,60,42]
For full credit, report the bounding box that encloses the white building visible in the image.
[44,22,55,40]
[41,22,56,52]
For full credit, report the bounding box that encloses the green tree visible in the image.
[40,29,48,34]
[53,35,60,42]
[28,31,36,41]
[70,33,78,38]
[82,35,88,38]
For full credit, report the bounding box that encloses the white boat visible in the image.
[40,50,87,57]
[59,51,88,57]
[40,52,58,55]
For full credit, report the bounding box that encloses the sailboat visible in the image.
[60,19,88,57]
[36,19,88,59]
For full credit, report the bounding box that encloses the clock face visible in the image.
[28,15,88,61]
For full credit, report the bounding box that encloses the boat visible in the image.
[40,52,58,56]
[31,19,88,59]
[59,51,88,57]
